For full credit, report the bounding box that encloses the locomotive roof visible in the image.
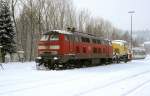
[44,30,107,41]
[73,31,105,40]
[44,30,72,35]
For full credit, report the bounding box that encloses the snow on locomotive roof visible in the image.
[112,41,124,46]
[45,30,72,35]
[112,40,127,43]
[112,40,128,46]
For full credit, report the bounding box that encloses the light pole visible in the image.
[128,11,135,51]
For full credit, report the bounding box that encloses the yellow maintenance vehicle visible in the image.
[112,40,131,63]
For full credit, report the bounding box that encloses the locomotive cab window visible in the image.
[50,34,59,41]
[92,39,96,43]
[81,37,90,43]
[97,40,101,44]
[40,35,49,41]
[104,40,108,45]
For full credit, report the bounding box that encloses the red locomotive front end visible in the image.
[36,30,74,69]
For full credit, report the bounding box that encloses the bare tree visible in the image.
[77,9,90,32]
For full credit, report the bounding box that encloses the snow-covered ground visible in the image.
[1,56,150,96]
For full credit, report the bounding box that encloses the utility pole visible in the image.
[128,11,135,51]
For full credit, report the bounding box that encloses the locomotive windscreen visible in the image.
[40,34,49,41]
[49,34,59,41]
[40,32,60,41]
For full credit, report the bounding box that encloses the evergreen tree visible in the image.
[0,0,16,62]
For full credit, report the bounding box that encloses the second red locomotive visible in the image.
[36,28,113,69]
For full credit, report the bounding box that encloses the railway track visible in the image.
[121,80,150,96]
[75,69,150,96]
[0,72,91,95]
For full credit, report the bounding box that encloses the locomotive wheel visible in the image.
[101,59,106,65]
[47,64,54,70]
[47,61,55,70]
[84,60,91,67]
[124,55,128,63]
[124,57,128,63]
[54,64,58,70]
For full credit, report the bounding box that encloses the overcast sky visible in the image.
[73,0,150,31]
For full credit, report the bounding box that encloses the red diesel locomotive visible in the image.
[36,29,113,69]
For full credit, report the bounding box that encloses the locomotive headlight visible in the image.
[50,45,60,49]
[54,57,58,60]
[36,56,42,59]
[35,56,42,63]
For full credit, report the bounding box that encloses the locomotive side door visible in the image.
[68,35,75,54]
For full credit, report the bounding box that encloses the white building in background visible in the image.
[144,41,150,54]
[132,47,146,59]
